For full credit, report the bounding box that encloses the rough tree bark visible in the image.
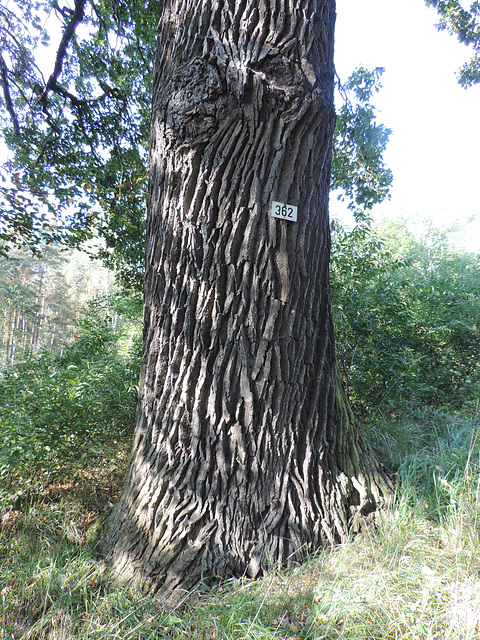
[104,0,394,592]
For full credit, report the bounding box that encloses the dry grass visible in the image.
[2,413,480,640]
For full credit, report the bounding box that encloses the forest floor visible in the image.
[2,409,480,640]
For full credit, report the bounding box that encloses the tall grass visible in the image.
[2,408,480,639]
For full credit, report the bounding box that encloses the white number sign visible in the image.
[272,201,297,222]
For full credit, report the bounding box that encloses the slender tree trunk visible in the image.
[9,308,19,365]
[4,308,13,365]
[104,0,393,593]
[30,259,46,351]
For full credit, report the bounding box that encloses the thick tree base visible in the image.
[332,374,395,534]
[103,375,395,595]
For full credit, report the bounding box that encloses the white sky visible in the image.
[332,0,480,250]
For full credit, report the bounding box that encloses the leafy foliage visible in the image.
[331,217,480,415]
[0,294,141,504]
[0,0,154,287]
[332,67,393,222]
[383,220,480,408]
[331,219,412,414]
[426,0,480,86]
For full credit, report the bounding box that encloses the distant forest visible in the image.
[0,246,113,368]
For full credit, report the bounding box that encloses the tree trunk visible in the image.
[104,0,394,593]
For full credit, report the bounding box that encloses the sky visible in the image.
[332,0,480,250]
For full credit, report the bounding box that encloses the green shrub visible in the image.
[0,294,142,505]
[331,217,480,416]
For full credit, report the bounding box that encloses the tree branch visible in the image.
[37,0,127,117]
[41,0,86,100]
[0,52,21,137]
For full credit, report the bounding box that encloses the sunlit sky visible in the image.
[333,0,480,250]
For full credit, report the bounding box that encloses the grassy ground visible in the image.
[2,409,480,640]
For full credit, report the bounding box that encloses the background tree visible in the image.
[331,217,480,416]
[0,0,155,288]
[103,0,393,593]
[426,0,480,86]
[0,245,112,367]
